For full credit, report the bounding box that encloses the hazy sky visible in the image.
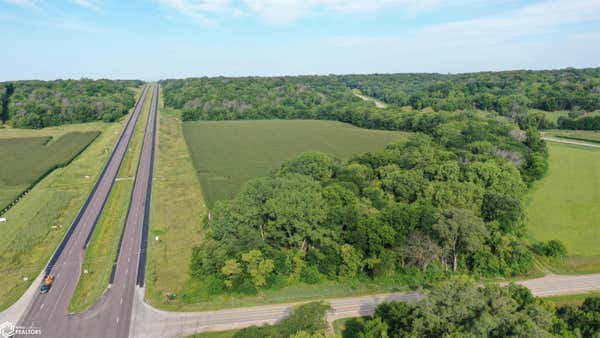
[1,0,600,80]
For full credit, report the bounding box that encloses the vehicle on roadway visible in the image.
[40,275,54,294]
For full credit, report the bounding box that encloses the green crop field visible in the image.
[0,131,100,211]
[526,142,600,272]
[183,120,410,207]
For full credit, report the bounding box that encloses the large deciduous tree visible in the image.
[433,208,488,271]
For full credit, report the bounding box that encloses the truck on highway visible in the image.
[40,275,54,294]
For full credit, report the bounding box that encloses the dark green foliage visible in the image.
[532,240,568,258]
[556,296,600,337]
[280,151,337,181]
[339,68,600,113]
[1,83,14,124]
[234,302,331,338]
[343,281,557,338]
[180,75,550,291]
[1,79,142,128]
[299,265,321,284]
[558,114,600,130]
[278,302,330,337]
[164,69,600,132]
[191,112,546,291]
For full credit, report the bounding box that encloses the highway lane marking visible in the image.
[116,317,120,323]
[40,303,44,310]
[120,297,123,305]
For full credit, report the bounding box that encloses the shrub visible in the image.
[532,240,567,258]
[300,266,321,284]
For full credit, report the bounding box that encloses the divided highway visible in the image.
[16,84,158,338]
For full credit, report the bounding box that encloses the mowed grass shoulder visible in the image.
[183,120,410,207]
[146,95,207,309]
[0,132,100,210]
[526,142,600,272]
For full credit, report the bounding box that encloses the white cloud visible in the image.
[156,0,442,25]
[70,0,103,12]
[328,0,600,48]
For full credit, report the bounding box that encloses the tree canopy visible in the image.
[342,280,599,338]
[1,79,142,128]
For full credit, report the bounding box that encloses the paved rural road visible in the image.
[15,84,158,338]
[542,136,600,148]
[130,272,600,338]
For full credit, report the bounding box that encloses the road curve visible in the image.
[16,84,151,337]
[131,272,600,338]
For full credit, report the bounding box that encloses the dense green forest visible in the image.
[341,280,600,338]
[339,68,600,114]
[190,109,549,296]
[1,79,142,128]
[161,68,600,130]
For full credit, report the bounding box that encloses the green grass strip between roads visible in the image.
[68,85,153,313]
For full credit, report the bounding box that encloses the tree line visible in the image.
[1,83,15,124]
[190,110,550,296]
[161,68,600,132]
[0,79,143,128]
[339,68,600,115]
[342,279,600,338]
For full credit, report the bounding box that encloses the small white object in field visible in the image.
[23,277,28,281]
[155,236,159,241]
[51,226,58,229]
[84,269,89,274]
[85,175,90,179]
[0,218,6,223]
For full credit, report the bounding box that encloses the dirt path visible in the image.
[352,90,388,109]
[542,136,600,148]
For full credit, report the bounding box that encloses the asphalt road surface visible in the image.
[130,272,600,338]
[16,84,158,338]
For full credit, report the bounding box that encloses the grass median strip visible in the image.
[68,85,153,313]
[145,90,207,309]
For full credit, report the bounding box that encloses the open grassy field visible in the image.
[183,120,410,207]
[145,92,207,309]
[526,142,600,273]
[68,86,153,313]
[0,132,100,211]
